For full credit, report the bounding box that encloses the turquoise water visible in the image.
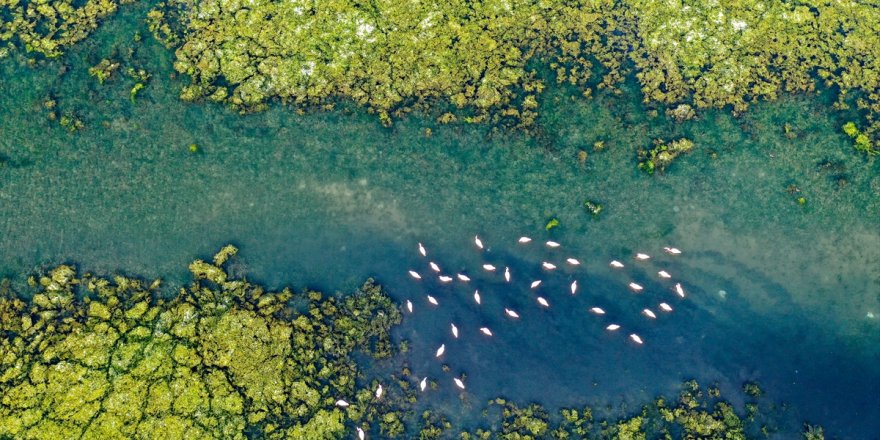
[1,4,879,437]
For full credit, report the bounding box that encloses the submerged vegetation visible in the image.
[0,246,402,439]
[0,248,833,438]
[637,138,695,175]
[3,0,878,153]
[0,0,133,58]
[139,0,880,152]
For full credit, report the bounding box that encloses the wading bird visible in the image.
[606,324,620,331]
[420,377,427,391]
[531,280,542,289]
[429,262,441,272]
[546,241,561,248]
[658,270,671,279]
[629,282,643,292]
[335,399,349,407]
[570,280,578,295]
[504,267,511,282]
[537,297,549,307]
[519,236,532,243]
[664,247,682,255]
[419,243,427,257]
[542,262,556,270]
[642,309,656,319]
[406,300,413,313]
[438,275,453,283]
[409,270,421,279]
[474,235,484,249]
[675,283,685,298]
[590,307,606,315]
[427,295,438,305]
[566,258,581,265]
[436,344,445,357]
[505,308,520,319]
[474,291,482,304]
[630,334,643,344]
[659,303,673,312]
[480,327,493,336]
[483,264,496,271]
[454,377,466,389]
[451,323,459,338]
[375,384,383,399]
[610,260,624,268]
[635,253,650,260]
[457,274,471,282]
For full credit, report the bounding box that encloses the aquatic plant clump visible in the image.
[0,246,401,439]
[151,0,624,126]
[638,138,695,175]
[627,0,880,155]
[453,380,769,439]
[0,0,134,58]
[151,0,880,148]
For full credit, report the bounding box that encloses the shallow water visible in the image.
[1,5,879,438]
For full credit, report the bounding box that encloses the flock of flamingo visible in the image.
[338,235,688,440]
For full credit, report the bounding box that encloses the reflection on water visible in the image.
[0,5,878,437]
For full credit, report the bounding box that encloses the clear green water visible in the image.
[0,4,878,437]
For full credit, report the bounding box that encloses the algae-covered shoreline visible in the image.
[0,247,830,439]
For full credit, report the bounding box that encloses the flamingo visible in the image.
[658,270,671,279]
[451,323,459,338]
[674,283,685,298]
[453,377,466,389]
[504,267,511,282]
[566,258,581,265]
[429,262,441,272]
[629,334,644,344]
[590,307,606,315]
[418,243,427,257]
[606,324,620,331]
[483,264,496,271]
[518,236,532,243]
[480,327,493,336]
[438,275,453,283]
[659,302,673,312]
[629,282,643,292]
[436,344,445,357]
[635,253,651,260]
[530,280,542,289]
[474,290,482,304]
[409,270,421,280]
[505,308,520,319]
[664,247,682,255]
[474,235,484,249]
[610,260,624,268]
[537,297,549,307]
[542,262,557,270]
[427,295,438,305]
[457,274,471,282]
[375,384,383,399]
[406,300,413,313]
[570,280,578,295]
[546,241,561,248]
[420,377,427,391]
[642,309,656,319]
[335,399,349,407]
